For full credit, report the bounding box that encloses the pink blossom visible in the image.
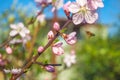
[68,0,98,25]
[53,22,60,31]
[5,46,12,54]
[64,32,77,45]
[63,1,71,17]
[47,30,54,40]
[38,46,44,53]
[52,42,64,56]
[88,0,104,10]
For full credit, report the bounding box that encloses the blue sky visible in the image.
[0,0,120,24]
[0,0,120,35]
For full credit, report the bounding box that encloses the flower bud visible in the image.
[63,1,71,17]
[45,65,55,72]
[5,46,12,54]
[38,46,44,53]
[53,22,60,31]
[47,30,54,40]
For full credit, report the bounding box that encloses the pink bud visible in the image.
[38,46,44,53]
[52,42,64,56]
[63,1,71,17]
[53,22,60,31]
[5,46,12,54]
[47,30,54,40]
[45,65,55,72]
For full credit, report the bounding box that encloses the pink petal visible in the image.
[54,42,63,47]
[68,2,80,13]
[63,1,71,11]
[72,12,84,25]
[76,0,87,6]
[68,32,76,37]
[85,11,98,24]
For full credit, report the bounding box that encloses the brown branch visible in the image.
[11,20,71,80]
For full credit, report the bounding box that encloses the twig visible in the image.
[11,20,71,80]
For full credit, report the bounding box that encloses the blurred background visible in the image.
[0,0,120,80]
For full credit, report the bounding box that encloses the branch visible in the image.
[11,20,71,80]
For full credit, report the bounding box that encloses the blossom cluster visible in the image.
[64,0,104,25]
[0,0,104,79]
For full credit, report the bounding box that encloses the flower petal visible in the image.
[76,0,87,6]
[17,22,24,28]
[10,24,17,29]
[72,12,84,25]
[68,32,76,37]
[23,28,30,34]
[54,42,63,47]
[9,30,18,37]
[19,31,26,38]
[85,11,98,24]
[55,0,64,9]
[68,2,80,13]
[96,0,104,8]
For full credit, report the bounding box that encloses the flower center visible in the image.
[17,27,22,32]
[80,6,87,13]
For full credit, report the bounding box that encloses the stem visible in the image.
[0,36,16,48]
[10,20,71,80]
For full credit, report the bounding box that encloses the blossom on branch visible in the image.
[47,30,55,40]
[52,42,64,56]
[88,0,104,10]
[63,32,77,45]
[68,0,99,25]
[51,0,64,12]
[9,23,30,38]
[53,22,60,31]
[63,50,76,67]
[44,65,55,72]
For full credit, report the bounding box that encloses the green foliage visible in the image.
[73,36,120,80]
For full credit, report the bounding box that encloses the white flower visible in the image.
[9,22,30,38]
[37,14,45,23]
[11,68,21,74]
[35,0,52,4]
[52,0,64,12]
[68,0,98,25]
[88,0,104,10]
[63,52,76,67]
[4,68,21,74]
